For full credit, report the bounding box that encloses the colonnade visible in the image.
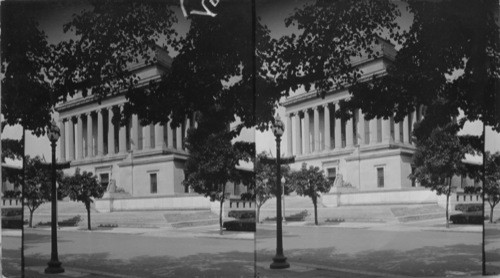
[286,102,424,156]
[58,104,195,162]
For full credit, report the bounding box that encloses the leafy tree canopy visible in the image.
[1,3,51,135]
[341,0,500,136]
[263,0,400,100]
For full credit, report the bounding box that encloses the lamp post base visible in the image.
[45,260,64,274]
[270,254,290,269]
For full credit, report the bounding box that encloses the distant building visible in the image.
[282,39,480,207]
[56,46,247,212]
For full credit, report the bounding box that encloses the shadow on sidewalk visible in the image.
[257,244,482,277]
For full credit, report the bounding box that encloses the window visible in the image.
[100,173,110,189]
[327,168,337,184]
[150,173,158,194]
[377,167,384,188]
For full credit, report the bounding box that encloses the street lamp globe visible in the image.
[47,120,60,143]
[272,115,285,137]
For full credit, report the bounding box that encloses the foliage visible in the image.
[124,1,276,133]
[37,215,82,227]
[24,156,64,228]
[254,152,291,223]
[52,1,177,108]
[1,139,23,162]
[288,163,333,225]
[3,190,21,199]
[1,2,52,135]
[325,218,345,223]
[484,151,500,223]
[455,203,483,213]
[228,210,255,220]
[340,0,499,137]
[183,111,254,234]
[266,210,309,222]
[60,168,105,230]
[263,0,400,106]
[410,123,477,227]
[223,219,256,232]
[450,213,485,225]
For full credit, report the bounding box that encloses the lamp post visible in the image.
[45,120,64,274]
[270,115,290,269]
[281,176,286,224]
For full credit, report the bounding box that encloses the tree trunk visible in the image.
[86,202,91,230]
[313,197,318,225]
[219,184,226,235]
[446,178,451,228]
[490,205,494,223]
[29,209,34,228]
[256,204,261,224]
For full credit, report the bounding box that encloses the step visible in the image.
[170,218,220,228]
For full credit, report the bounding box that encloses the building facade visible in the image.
[56,47,246,212]
[282,39,481,207]
[282,39,424,193]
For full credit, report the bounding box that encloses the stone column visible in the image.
[394,119,401,143]
[286,113,293,156]
[313,107,320,152]
[143,124,151,149]
[382,117,391,143]
[411,110,417,144]
[357,109,365,146]
[76,115,83,159]
[87,112,93,157]
[167,121,174,148]
[67,118,75,160]
[346,117,354,147]
[176,125,183,150]
[131,115,139,151]
[184,117,191,150]
[119,106,127,153]
[108,107,115,155]
[303,109,310,154]
[97,109,104,156]
[369,118,378,144]
[294,113,302,155]
[402,115,410,144]
[324,104,331,150]
[155,123,164,149]
[334,103,342,149]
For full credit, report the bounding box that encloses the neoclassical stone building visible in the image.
[282,39,426,194]
[55,47,246,211]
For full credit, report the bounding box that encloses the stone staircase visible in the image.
[391,204,447,223]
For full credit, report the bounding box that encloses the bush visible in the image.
[2,208,22,229]
[265,210,309,222]
[228,210,255,219]
[98,223,118,228]
[38,215,82,227]
[223,219,256,232]
[325,218,345,223]
[455,203,482,213]
[3,190,21,199]
[450,213,485,225]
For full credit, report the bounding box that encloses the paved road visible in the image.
[2,233,22,278]
[486,223,500,276]
[256,223,482,277]
[22,227,254,277]
[2,221,488,277]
